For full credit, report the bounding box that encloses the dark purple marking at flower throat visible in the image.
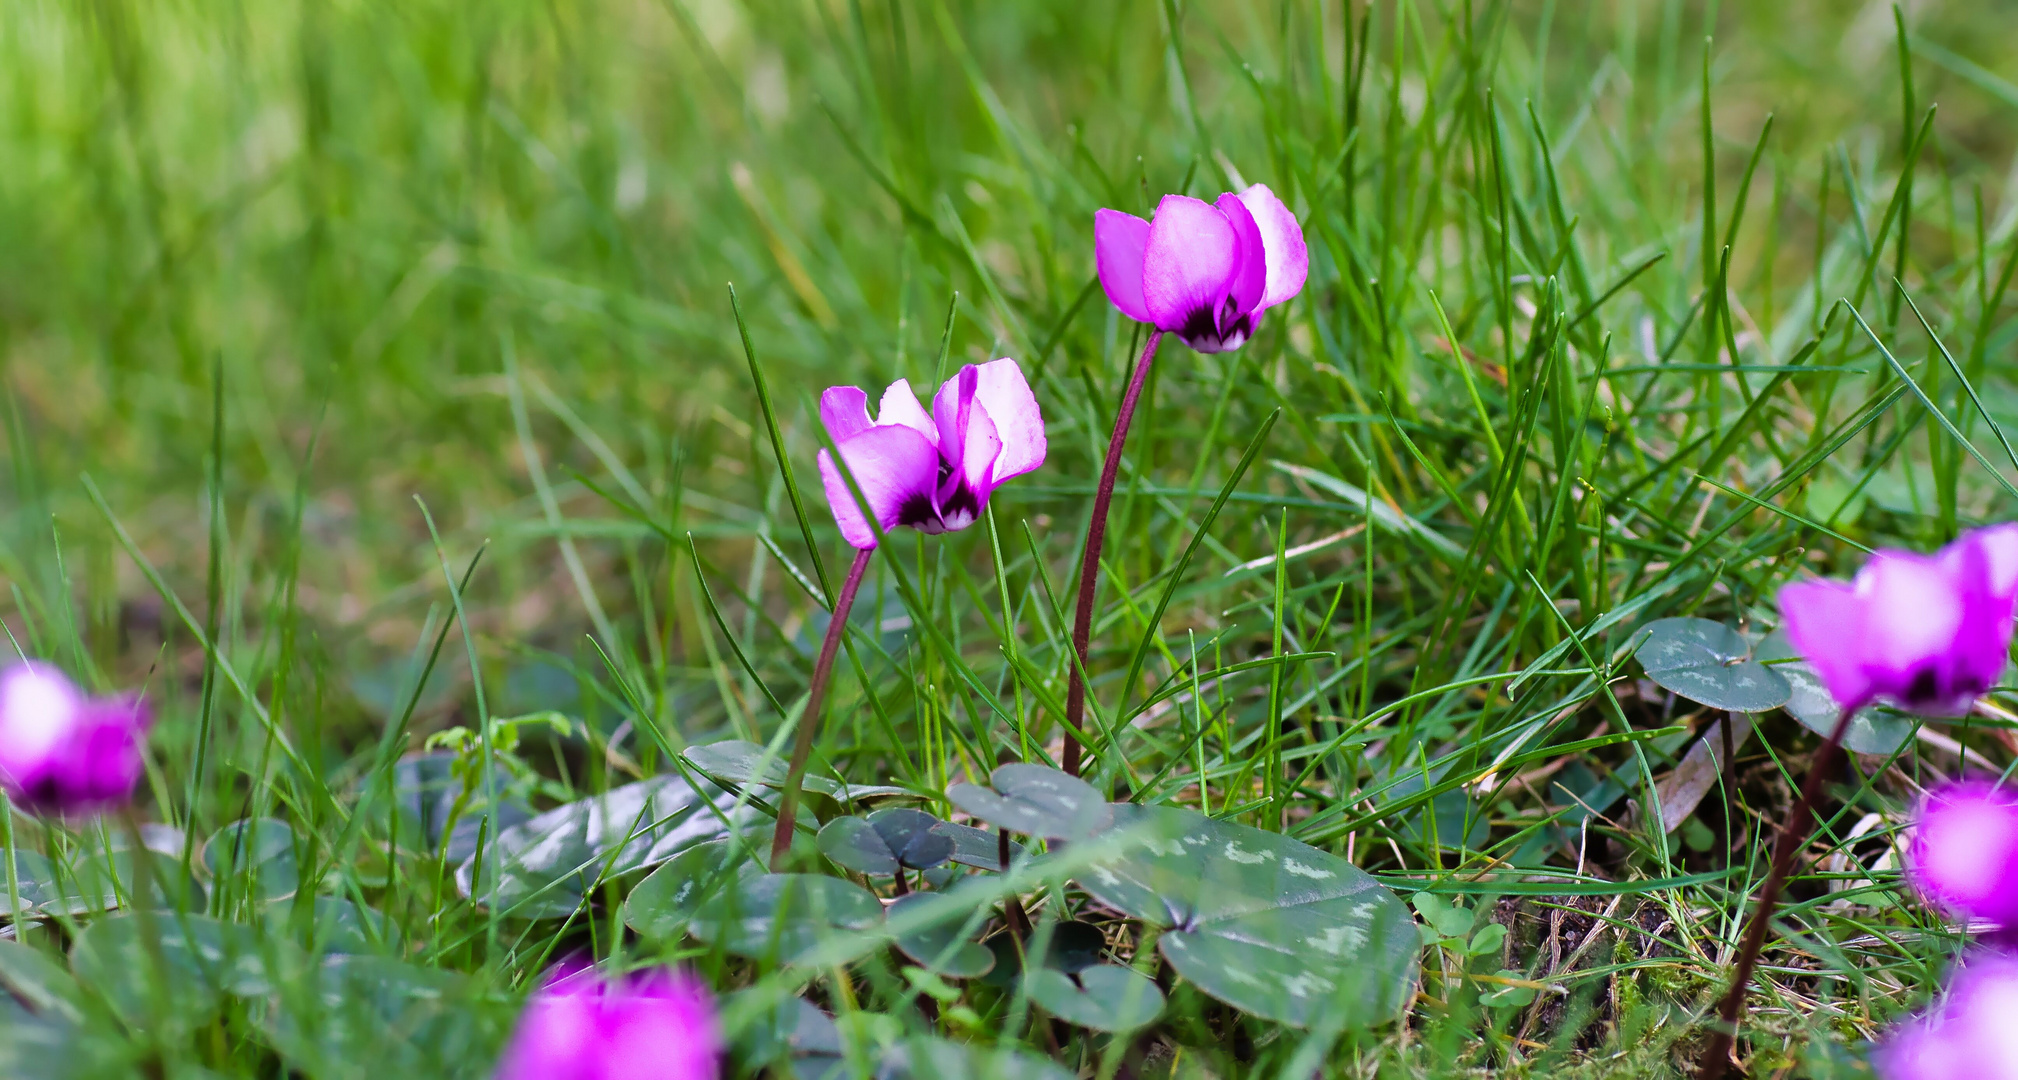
[1178,294,1254,353]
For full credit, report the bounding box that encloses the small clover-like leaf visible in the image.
[688,873,883,965]
[931,821,1024,869]
[1025,963,1165,1032]
[1635,617,1790,713]
[818,809,955,875]
[947,764,1110,840]
[1758,630,1918,755]
[888,893,994,978]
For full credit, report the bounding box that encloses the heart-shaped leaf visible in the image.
[978,919,1113,988]
[622,838,764,941]
[930,821,1025,869]
[17,842,204,917]
[1634,617,1791,712]
[730,992,845,1080]
[1757,630,1919,755]
[688,873,882,964]
[818,809,955,875]
[264,954,514,1079]
[1078,804,1417,1028]
[1025,963,1165,1031]
[70,913,280,1027]
[0,941,120,1080]
[947,764,1110,840]
[265,896,401,955]
[458,774,761,919]
[684,741,909,803]
[887,893,994,978]
[203,818,300,902]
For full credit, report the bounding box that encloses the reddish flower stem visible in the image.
[1698,705,1855,1080]
[1062,329,1164,779]
[770,546,874,870]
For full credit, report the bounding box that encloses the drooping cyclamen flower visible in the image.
[1779,524,2018,715]
[496,962,721,1080]
[0,662,152,814]
[1095,184,1309,353]
[816,357,1046,550]
[1873,954,2018,1080]
[1907,781,2018,932]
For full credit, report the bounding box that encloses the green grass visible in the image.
[6,0,2018,1075]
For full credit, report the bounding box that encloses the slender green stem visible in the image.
[1699,704,1855,1080]
[771,546,874,869]
[1062,329,1163,778]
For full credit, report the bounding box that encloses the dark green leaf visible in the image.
[203,818,300,902]
[947,764,1110,840]
[819,810,955,875]
[459,774,761,919]
[69,913,280,1027]
[1635,617,1790,712]
[684,741,910,802]
[689,873,882,964]
[1025,963,1165,1031]
[1078,804,1418,1028]
[1758,631,1918,755]
[622,838,764,941]
[931,821,1023,869]
[887,893,994,978]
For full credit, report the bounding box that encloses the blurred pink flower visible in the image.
[1874,953,2018,1080]
[1908,781,2018,931]
[0,661,152,814]
[496,962,721,1080]
[1779,525,2018,715]
[816,358,1046,550]
[1095,184,1308,353]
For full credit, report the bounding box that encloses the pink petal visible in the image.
[1778,578,1874,711]
[0,662,80,795]
[1908,782,2018,926]
[1213,192,1268,318]
[1960,523,2018,603]
[817,425,940,550]
[818,386,872,444]
[965,358,1045,485]
[875,379,937,443]
[1856,553,1965,685]
[1234,183,1309,311]
[932,365,1004,502]
[1094,209,1154,324]
[1140,195,1240,332]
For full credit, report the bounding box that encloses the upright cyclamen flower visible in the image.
[1874,954,2018,1080]
[1779,524,2018,715]
[1095,184,1308,353]
[816,357,1046,549]
[496,962,721,1080]
[0,662,152,814]
[1907,781,2018,932]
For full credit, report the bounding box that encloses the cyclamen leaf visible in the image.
[1757,630,1917,755]
[1077,804,1417,1028]
[1025,963,1165,1032]
[1635,617,1791,712]
[947,764,1110,840]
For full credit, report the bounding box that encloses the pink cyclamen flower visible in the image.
[0,662,152,814]
[816,357,1046,550]
[1907,781,2018,930]
[1779,524,2018,715]
[1094,184,1309,353]
[496,962,721,1080]
[1873,953,2018,1080]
